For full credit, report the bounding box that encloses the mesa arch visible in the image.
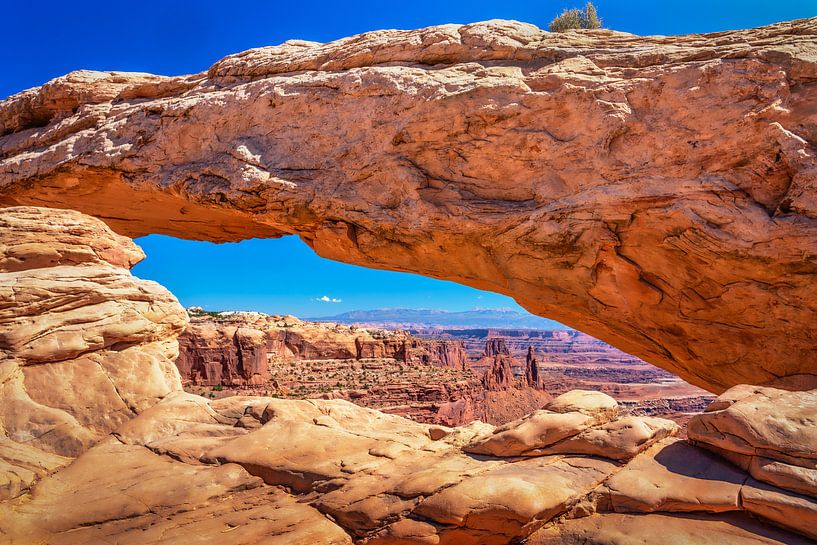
[1,19,816,394]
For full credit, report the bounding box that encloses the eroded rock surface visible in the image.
[686,384,817,539]
[464,390,621,456]
[527,512,815,545]
[177,311,469,387]
[0,206,186,498]
[1,20,816,392]
[591,385,817,541]
[3,388,816,544]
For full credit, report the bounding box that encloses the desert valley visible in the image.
[1,10,816,545]
[178,308,712,429]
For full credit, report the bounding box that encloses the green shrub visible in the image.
[549,2,602,32]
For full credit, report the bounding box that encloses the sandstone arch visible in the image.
[1,19,816,393]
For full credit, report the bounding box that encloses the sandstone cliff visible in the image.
[1,20,816,392]
[0,206,187,499]
[176,312,469,387]
[176,314,549,427]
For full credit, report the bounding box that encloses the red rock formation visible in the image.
[525,346,542,389]
[403,338,469,370]
[2,20,816,393]
[484,338,511,357]
[482,356,515,391]
[480,339,517,392]
[353,336,404,360]
[177,312,470,387]
[176,322,271,386]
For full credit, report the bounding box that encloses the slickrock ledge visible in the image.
[4,382,817,544]
[1,20,816,393]
[0,206,187,487]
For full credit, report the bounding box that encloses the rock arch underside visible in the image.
[2,18,817,545]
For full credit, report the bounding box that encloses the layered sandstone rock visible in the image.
[5,393,602,544]
[2,18,817,545]
[580,386,817,541]
[0,206,186,492]
[177,312,469,387]
[464,390,620,456]
[402,338,469,370]
[4,388,815,544]
[536,415,679,460]
[2,20,817,392]
[177,320,272,386]
[425,327,716,425]
[481,352,516,391]
[528,512,814,545]
[476,338,519,391]
[688,384,817,483]
[524,346,542,389]
[178,316,551,427]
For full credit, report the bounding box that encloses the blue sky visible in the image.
[4,1,814,316]
[134,235,519,316]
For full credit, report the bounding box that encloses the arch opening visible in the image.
[134,234,714,428]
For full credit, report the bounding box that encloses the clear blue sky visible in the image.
[4,1,814,316]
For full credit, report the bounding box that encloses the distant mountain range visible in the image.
[311,308,570,330]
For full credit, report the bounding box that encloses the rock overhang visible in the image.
[1,18,816,393]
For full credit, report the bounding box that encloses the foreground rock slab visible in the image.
[464,390,619,456]
[689,384,817,500]
[527,512,815,545]
[2,387,817,544]
[2,20,817,393]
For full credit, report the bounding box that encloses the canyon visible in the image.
[175,311,552,426]
[1,15,816,545]
[174,311,711,428]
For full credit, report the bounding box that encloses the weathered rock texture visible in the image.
[2,20,816,392]
[688,384,817,520]
[177,312,469,387]
[178,313,550,427]
[4,386,815,544]
[0,204,811,544]
[0,207,187,501]
[525,346,542,389]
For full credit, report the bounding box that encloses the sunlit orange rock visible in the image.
[1,20,816,393]
[0,206,187,467]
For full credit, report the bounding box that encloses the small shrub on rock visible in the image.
[549,2,602,32]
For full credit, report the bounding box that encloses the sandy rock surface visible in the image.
[2,389,816,544]
[527,512,815,545]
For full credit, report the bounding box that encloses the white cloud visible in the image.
[315,295,342,303]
